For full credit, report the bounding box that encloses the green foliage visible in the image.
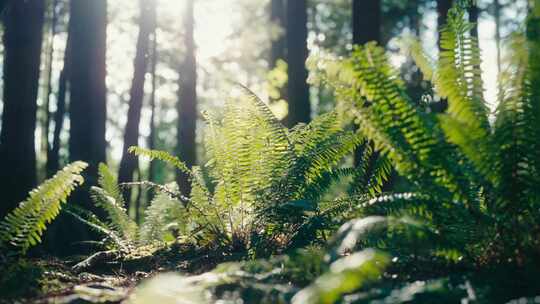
[85,164,187,251]
[292,249,389,304]
[128,86,389,256]
[311,3,540,265]
[128,146,191,176]
[139,188,188,244]
[91,164,138,241]
[0,259,46,300]
[0,162,87,253]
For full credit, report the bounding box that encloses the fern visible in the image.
[128,146,191,176]
[312,2,540,263]
[0,161,87,253]
[90,164,138,243]
[129,86,388,255]
[85,164,188,249]
[139,189,188,244]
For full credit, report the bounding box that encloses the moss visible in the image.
[0,259,45,300]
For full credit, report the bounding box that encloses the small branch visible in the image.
[72,250,118,273]
[119,181,191,206]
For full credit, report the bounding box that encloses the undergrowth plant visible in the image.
[307,3,540,266]
[0,161,87,254]
[69,163,186,254]
[126,86,391,257]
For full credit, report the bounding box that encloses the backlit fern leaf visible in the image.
[91,164,138,242]
[129,146,191,175]
[435,7,497,185]
[0,161,87,253]
[139,189,187,244]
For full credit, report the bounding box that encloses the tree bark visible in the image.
[469,3,479,39]
[68,0,107,188]
[0,0,45,218]
[437,0,453,47]
[148,18,158,184]
[352,0,381,167]
[42,0,60,178]
[286,0,310,127]
[118,0,156,202]
[494,0,502,79]
[47,33,71,177]
[270,0,286,67]
[434,0,453,113]
[352,0,381,46]
[176,0,197,196]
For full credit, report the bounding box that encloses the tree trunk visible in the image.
[270,0,286,66]
[352,0,381,46]
[286,0,310,127]
[469,3,479,39]
[352,0,381,167]
[68,0,108,228]
[434,0,453,113]
[148,17,158,184]
[47,33,71,176]
[437,0,453,47]
[68,0,107,188]
[118,0,156,202]
[0,0,45,218]
[42,0,60,178]
[176,0,197,196]
[494,0,502,79]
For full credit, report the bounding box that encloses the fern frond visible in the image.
[97,163,125,207]
[129,146,191,176]
[90,187,138,242]
[348,142,393,196]
[435,7,498,185]
[91,164,138,242]
[65,205,130,252]
[322,42,473,204]
[0,161,87,253]
[403,37,435,81]
[139,190,188,244]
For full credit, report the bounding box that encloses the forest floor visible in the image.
[0,243,225,303]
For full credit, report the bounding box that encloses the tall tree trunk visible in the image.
[286,0,310,127]
[352,0,381,167]
[270,0,286,67]
[42,0,59,178]
[47,32,71,176]
[494,0,502,80]
[176,0,197,196]
[469,3,479,38]
[0,0,45,218]
[176,0,197,195]
[437,0,453,47]
[352,0,381,46]
[118,0,156,202]
[68,0,107,187]
[68,0,107,226]
[434,0,453,113]
[148,19,158,183]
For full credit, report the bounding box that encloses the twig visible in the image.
[119,181,191,206]
[72,250,118,273]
